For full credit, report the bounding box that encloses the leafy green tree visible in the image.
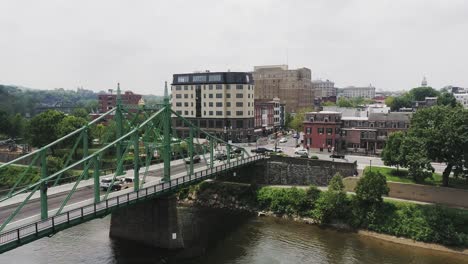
[328,173,344,192]
[46,156,64,175]
[409,86,440,101]
[336,97,353,107]
[284,112,292,128]
[437,92,458,107]
[400,136,433,183]
[355,170,389,206]
[388,93,412,111]
[0,110,11,137]
[91,124,106,144]
[289,107,313,132]
[407,106,468,186]
[321,101,336,107]
[9,114,28,139]
[58,116,87,138]
[71,108,89,120]
[28,110,65,152]
[381,131,405,171]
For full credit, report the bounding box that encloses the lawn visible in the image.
[363,166,468,190]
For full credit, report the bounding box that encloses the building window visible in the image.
[236,93,243,98]
[177,76,189,82]
[193,75,207,82]
[184,86,188,90]
[318,128,324,134]
[203,102,206,107]
[306,127,311,134]
[227,102,231,107]
[175,102,182,107]
[236,84,243,90]
[176,86,182,91]
[216,84,222,90]
[236,120,243,128]
[204,111,206,116]
[209,74,222,82]
[209,94,213,98]
[176,110,182,114]
[184,94,188,98]
[226,84,231,90]
[326,128,333,135]
[216,111,222,116]
[216,102,223,107]
[209,111,213,116]
[184,111,189,115]
[326,139,332,146]
[236,102,243,107]
[209,85,213,90]
[226,93,231,98]
[184,102,189,107]
[191,94,193,98]
[191,102,193,107]
[216,93,222,98]
[176,94,182,98]
[209,102,213,107]
[226,111,231,116]
[203,94,206,98]
[236,111,243,116]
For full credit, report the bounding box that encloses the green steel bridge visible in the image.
[0,83,264,254]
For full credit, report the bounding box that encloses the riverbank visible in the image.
[177,180,468,256]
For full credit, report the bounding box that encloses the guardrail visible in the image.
[0,155,265,253]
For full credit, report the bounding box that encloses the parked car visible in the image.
[251,147,269,154]
[330,154,345,159]
[279,137,288,143]
[273,147,283,153]
[233,148,243,154]
[294,149,308,157]
[185,155,201,164]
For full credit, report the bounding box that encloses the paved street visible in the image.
[234,133,448,174]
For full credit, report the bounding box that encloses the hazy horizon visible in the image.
[1,0,467,95]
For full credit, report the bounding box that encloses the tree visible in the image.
[58,115,89,148]
[289,107,313,132]
[381,131,405,171]
[409,86,439,101]
[284,112,292,128]
[328,173,345,192]
[28,110,65,151]
[408,106,468,186]
[388,93,412,111]
[71,108,89,120]
[437,92,458,107]
[355,170,389,206]
[9,114,28,139]
[400,136,433,183]
[0,110,11,137]
[336,97,353,108]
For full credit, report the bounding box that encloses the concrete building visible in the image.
[454,93,468,108]
[98,90,142,113]
[312,79,336,98]
[171,71,255,142]
[252,65,314,113]
[254,97,281,134]
[303,111,411,154]
[341,85,376,99]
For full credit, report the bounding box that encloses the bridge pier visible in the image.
[109,195,184,249]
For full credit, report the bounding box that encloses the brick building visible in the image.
[254,97,281,134]
[98,90,142,113]
[303,111,411,154]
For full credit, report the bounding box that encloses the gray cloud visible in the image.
[1,0,467,94]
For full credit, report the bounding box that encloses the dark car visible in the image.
[215,152,228,160]
[185,155,201,164]
[330,154,345,159]
[233,148,243,154]
[251,147,269,154]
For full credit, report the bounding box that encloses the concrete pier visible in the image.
[109,195,184,249]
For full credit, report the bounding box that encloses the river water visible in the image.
[1,207,466,264]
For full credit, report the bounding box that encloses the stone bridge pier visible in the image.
[109,195,184,249]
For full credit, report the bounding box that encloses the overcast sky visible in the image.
[1,0,467,95]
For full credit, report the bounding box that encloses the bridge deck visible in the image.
[0,155,264,254]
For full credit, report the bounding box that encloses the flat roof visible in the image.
[341,116,368,121]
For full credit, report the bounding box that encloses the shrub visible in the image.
[311,190,348,224]
[310,155,319,160]
[257,187,311,215]
[328,173,344,192]
[355,170,389,206]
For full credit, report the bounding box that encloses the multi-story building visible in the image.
[341,85,375,99]
[254,97,281,134]
[252,65,314,113]
[303,111,411,154]
[98,90,142,113]
[171,71,255,142]
[454,93,468,108]
[312,79,336,98]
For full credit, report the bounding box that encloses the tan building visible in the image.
[253,65,314,113]
[171,71,255,142]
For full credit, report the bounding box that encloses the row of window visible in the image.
[175,119,248,129]
[174,84,253,90]
[305,127,338,135]
[175,110,248,116]
[343,121,408,129]
[175,101,253,108]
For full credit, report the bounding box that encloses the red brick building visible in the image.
[98,91,142,113]
[303,111,341,151]
[254,98,281,134]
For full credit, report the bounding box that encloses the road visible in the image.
[0,161,208,224]
[234,134,448,174]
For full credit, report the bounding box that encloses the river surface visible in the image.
[1,207,466,264]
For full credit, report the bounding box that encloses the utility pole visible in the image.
[115,83,124,176]
[163,82,171,181]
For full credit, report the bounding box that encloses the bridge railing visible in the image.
[0,154,264,249]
